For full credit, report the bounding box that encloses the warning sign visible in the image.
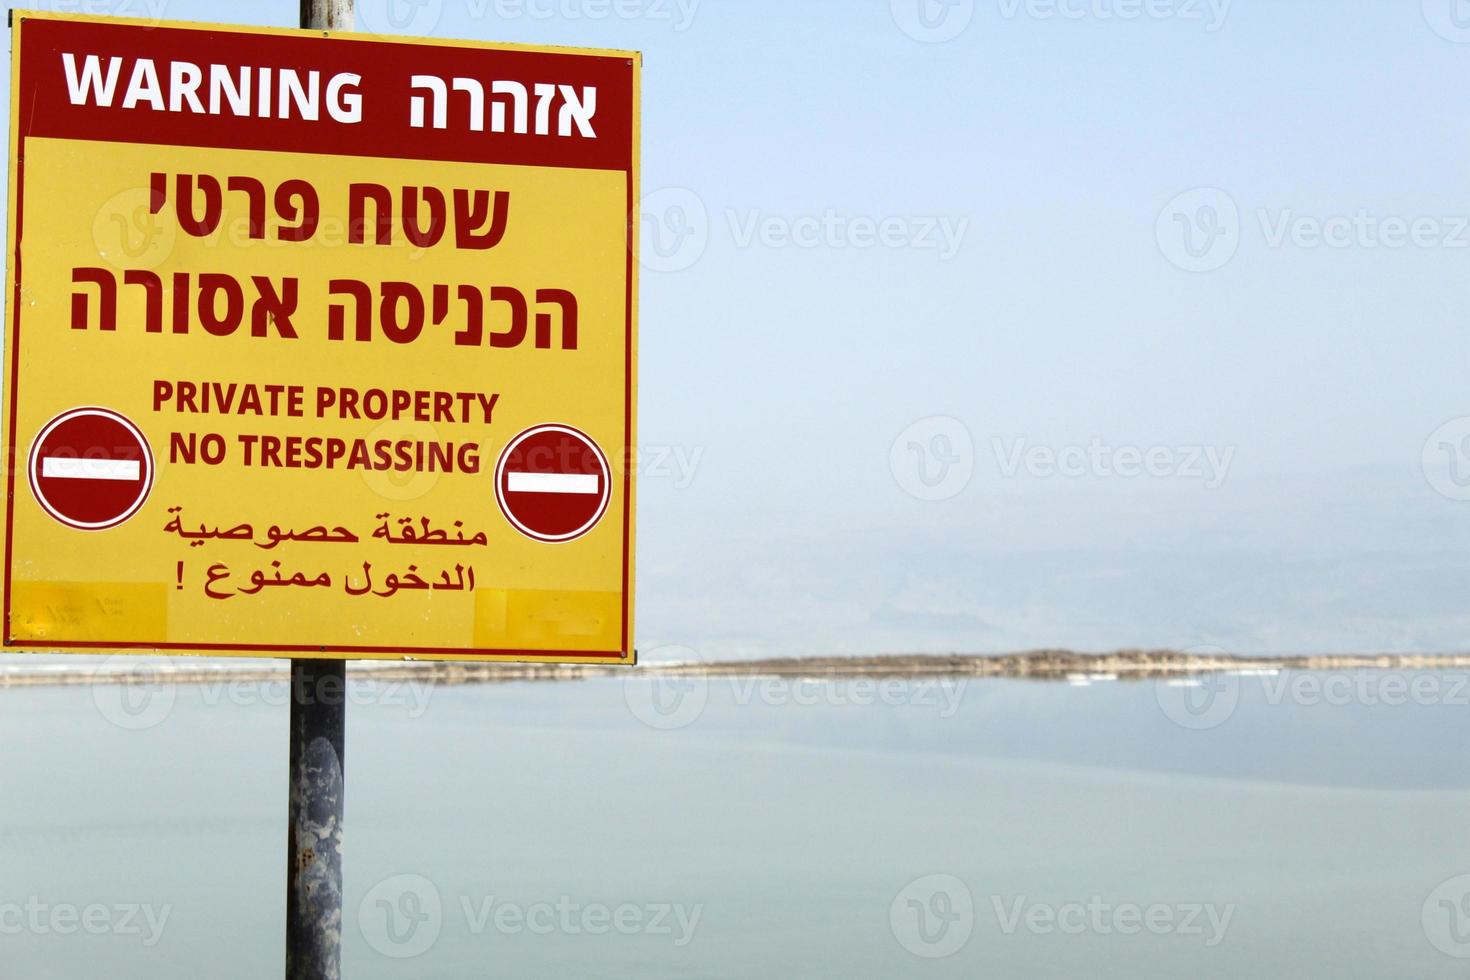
[1,13,639,663]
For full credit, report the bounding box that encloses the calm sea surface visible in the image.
[0,669,1466,978]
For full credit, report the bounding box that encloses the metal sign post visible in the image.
[287,11,351,980]
[286,660,346,979]
[302,0,354,31]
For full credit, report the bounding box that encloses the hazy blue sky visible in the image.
[6,0,1470,658]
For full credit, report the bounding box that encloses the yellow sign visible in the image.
[1,13,639,663]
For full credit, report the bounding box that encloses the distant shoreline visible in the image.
[3,650,1469,688]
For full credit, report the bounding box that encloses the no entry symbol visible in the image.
[27,407,154,530]
[494,424,612,543]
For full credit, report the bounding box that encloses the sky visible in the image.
[5,0,1470,659]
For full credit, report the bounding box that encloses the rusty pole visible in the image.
[286,659,347,980]
[301,0,354,32]
[288,8,353,977]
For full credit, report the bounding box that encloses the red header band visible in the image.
[16,16,636,172]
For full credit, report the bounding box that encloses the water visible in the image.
[0,671,1466,977]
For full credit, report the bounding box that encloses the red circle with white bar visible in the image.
[494,424,612,543]
[27,407,154,531]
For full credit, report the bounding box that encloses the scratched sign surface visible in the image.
[1,13,639,663]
